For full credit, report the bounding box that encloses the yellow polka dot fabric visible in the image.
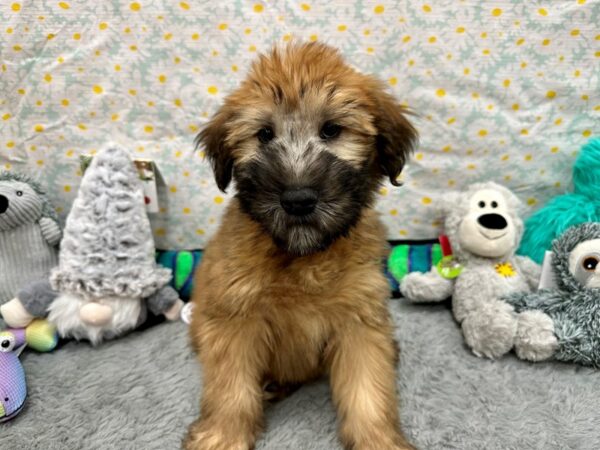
[0,1,598,247]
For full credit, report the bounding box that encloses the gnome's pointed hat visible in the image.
[50,146,172,299]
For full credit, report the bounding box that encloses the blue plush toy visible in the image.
[518,138,600,263]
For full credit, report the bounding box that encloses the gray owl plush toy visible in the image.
[502,222,600,367]
[400,182,541,359]
[0,173,61,305]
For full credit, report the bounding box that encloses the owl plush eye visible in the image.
[583,256,599,272]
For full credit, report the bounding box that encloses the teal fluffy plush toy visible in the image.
[518,138,600,263]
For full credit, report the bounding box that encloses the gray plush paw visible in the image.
[400,270,453,303]
[461,301,517,359]
[514,310,558,361]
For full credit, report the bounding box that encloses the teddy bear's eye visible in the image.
[16,191,23,197]
[583,256,599,272]
[491,201,498,208]
[478,201,486,208]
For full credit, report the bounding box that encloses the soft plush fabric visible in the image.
[518,138,600,264]
[156,250,204,300]
[3,299,600,449]
[0,328,27,422]
[51,146,172,299]
[400,182,542,359]
[507,223,600,367]
[1,1,597,249]
[1,146,182,345]
[0,173,61,305]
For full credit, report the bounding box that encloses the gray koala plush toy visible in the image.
[502,222,600,367]
[0,172,61,305]
[400,182,541,359]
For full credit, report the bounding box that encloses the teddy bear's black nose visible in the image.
[478,213,507,230]
[0,195,8,214]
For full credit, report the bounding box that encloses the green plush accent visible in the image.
[388,245,410,281]
[25,319,58,353]
[410,244,431,273]
[431,243,443,267]
[174,252,194,290]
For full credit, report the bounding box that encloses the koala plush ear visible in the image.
[367,79,418,186]
[195,108,235,192]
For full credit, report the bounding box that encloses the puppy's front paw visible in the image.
[344,429,415,450]
[183,419,253,450]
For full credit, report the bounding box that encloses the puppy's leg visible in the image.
[328,323,414,450]
[184,318,270,450]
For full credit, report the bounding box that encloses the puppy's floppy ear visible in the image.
[195,108,234,192]
[369,82,418,186]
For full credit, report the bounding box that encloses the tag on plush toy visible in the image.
[538,250,558,291]
[134,160,159,214]
[436,235,463,279]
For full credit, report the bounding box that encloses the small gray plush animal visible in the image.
[400,182,541,359]
[0,146,183,344]
[502,222,600,367]
[0,172,61,305]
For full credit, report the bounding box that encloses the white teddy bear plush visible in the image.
[400,182,546,359]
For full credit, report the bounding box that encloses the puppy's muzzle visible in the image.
[280,188,318,216]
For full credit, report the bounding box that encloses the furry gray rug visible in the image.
[4,299,600,450]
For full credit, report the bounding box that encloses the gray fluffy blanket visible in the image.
[4,300,600,449]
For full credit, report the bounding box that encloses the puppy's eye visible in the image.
[257,127,275,144]
[583,256,599,272]
[319,122,342,140]
[491,201,498,208]
[16,191,23,197]
[478,201,486,208]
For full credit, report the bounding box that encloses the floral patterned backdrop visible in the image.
[1,0,598,249]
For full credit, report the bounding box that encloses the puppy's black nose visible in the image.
[280,188,318,216]
[478,213,507,230]
[0,195,8,214]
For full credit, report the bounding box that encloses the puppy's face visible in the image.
[198,43,417,255]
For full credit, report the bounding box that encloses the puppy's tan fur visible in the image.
[185,43,416,450]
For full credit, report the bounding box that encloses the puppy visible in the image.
[185,42,417,450]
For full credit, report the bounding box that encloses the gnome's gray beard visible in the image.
[47,293,145,345]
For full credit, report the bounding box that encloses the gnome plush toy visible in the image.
[1,146,183,344]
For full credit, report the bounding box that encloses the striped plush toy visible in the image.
[157,243,440,300]
[156,251,203,300]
